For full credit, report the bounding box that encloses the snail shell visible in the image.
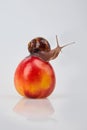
[28,37,51,54]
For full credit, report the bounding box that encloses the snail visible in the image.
[28,35,74,61]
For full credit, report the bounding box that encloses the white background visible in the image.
[0,0,87,130]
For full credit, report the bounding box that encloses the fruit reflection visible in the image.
[13,98,54,120]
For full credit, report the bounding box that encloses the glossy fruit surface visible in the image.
[14,56,56,98]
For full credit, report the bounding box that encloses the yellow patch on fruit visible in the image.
[41,73,51,89]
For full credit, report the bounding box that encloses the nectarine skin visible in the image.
[14,56,56,98]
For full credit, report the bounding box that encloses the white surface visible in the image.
[0,0,87,130]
